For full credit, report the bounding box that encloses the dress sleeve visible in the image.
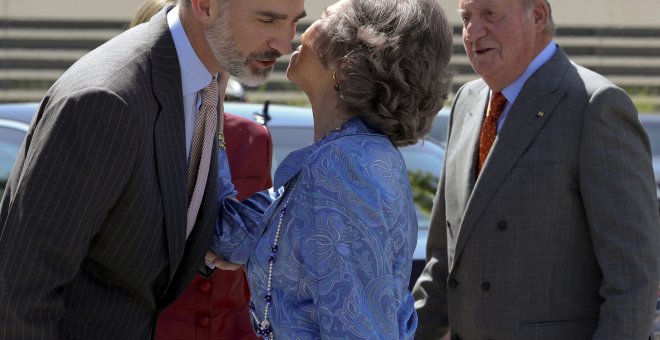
[211,148,275,264]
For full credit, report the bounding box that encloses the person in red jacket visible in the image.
[129,1,273,338]
[156,112,272,340]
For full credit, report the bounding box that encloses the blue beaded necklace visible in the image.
[249,184,295,339]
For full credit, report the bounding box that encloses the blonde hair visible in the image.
[129,0,176,28]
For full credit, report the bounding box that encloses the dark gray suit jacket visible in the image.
[413,48,660,339]
[0,8,217,339]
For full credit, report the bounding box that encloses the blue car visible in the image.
[0,103,34,198]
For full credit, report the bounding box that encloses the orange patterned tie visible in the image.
[477,92,507,175]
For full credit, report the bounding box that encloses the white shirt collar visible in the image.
[167,5,214,95]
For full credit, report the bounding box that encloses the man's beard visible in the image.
[205,15,282,86]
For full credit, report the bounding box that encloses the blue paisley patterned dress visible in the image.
[211,118,418,339]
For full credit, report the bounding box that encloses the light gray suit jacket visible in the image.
[413,48,660,339]
[0,7,217,339]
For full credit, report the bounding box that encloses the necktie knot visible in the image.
[487,92,506,120]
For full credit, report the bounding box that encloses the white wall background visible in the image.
[1,0,659,28]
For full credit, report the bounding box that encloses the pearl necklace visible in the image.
[249,184,296,340]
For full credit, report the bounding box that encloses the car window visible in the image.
[0,127,27,197]
[642,120,660,156]
[430,114,449,146]
[267,127,314,170]
[400,142,443,229]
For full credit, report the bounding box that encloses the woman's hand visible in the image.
[205,250,241,271]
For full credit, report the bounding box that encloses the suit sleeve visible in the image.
[412,176,449,339]
[0,90,138,338]
[578,86,660,339]
[412,87,467,339]
[412,144,451,338]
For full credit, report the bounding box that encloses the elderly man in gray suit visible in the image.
[413,0,660,339]
[0,0,305,339]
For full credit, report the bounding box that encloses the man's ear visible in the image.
[190,0,213,23]
[533,0,550,33]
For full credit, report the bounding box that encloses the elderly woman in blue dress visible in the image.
[209,0,453,338]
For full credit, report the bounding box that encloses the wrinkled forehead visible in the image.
[235,0,306,19]
[459,0,518,11]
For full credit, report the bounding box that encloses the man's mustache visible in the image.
[248,49,282,62]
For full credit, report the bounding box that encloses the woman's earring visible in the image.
[333,72,340,92]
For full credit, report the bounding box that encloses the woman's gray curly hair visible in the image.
[314,0,453,146]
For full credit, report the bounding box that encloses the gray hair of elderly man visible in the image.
[524,0,557,35]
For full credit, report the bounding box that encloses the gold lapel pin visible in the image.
[536,111,545,118]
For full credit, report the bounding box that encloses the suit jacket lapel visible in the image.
[453,84,489,206]
[149,8,188,280]
[452,48,572,266]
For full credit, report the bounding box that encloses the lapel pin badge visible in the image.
[536,111,545,118]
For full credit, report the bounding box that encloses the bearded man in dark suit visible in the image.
[0,0,305,338]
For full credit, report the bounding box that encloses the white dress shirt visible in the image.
[167,5,215,160]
